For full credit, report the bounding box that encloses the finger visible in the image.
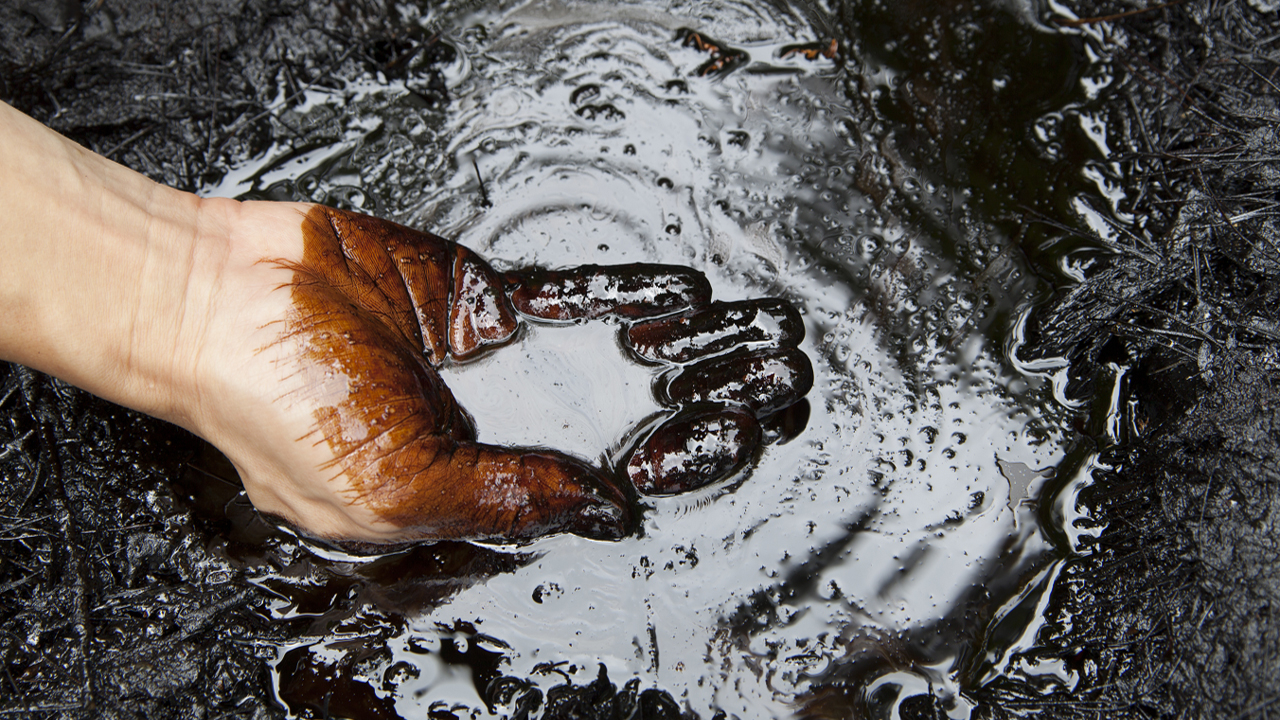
[448,246,520,358]
[504,264,711,321]
[626,298,804,363]
[621,404,761,496]
[390,234,453,366]
[361,439,633,541]
[661,347,813,415]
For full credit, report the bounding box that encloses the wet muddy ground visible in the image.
[2,0,1279,718]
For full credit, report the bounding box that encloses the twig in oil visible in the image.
[102,123,157,160]
[472,155,491,208]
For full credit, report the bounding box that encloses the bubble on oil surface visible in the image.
[197,0,1100,716]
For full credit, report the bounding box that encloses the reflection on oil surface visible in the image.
[203,0,1112,716]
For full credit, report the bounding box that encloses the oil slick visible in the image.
[212,0,1089,716]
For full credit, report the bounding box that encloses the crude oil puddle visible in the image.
[439,321,660,461]
[200,0,1119,716]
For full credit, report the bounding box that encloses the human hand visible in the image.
[0,101,810,544]
[190,203,810,544]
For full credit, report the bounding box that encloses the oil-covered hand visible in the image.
[0,101,808,545]
[213,204,809,544]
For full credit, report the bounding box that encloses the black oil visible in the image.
[196,0,1131,717]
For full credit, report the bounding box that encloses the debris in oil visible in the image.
[675,28,750,77]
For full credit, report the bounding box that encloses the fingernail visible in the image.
[566,494,632,539]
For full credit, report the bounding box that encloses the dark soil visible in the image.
[2,0,1278,718]
[976,2,1280,717]
[0,363,278,718]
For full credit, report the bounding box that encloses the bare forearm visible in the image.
[0,101,232,423]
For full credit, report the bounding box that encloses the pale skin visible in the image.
[0,100,394,538]
[0,100,809,544]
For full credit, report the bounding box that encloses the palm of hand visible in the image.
[236,205,810,544]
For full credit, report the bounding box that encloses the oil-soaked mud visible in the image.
[976,5,1280,717]
[2,0,1278,718]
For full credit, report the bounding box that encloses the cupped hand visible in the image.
[189,202,810,544]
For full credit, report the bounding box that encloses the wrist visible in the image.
[0,101,236,428]
[113,191,239,429]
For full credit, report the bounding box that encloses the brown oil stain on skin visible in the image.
[626,299,804,363]
[504,264,712,321]
[274,206,631,542]
[625,404,761,496]
[663,347,814,416]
